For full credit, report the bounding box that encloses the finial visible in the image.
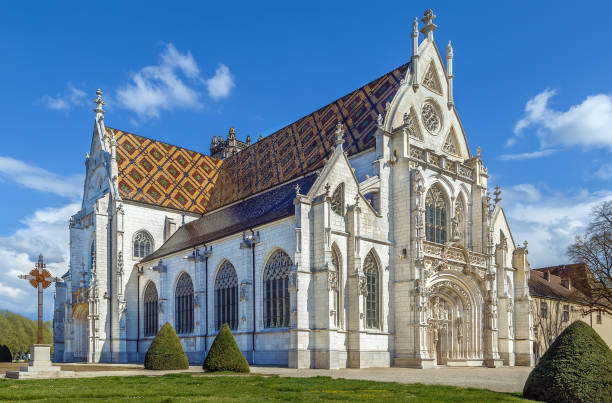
[295,183,301,196]
[324,182,331,196]
[218,134,224,142]
[377,113,384,128]
[335,122,345,146]
[412,17,419,37]
[228,127,236,139]
[211,136,218,146]
[258,134,263,142]
[420,9,438,40]
[485,190,491,210]
[354,194,360,207]
[494,185,502,204]
[446,40,453,59]
[246,135,251,145]
[403,112,409,124]
[93,89,105,116]
[523,240,528,249]
[476,146,481,156]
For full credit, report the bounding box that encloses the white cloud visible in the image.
[593,163,612,181]
[0,202,78,319]
[41,84,87,111]
[206,64,235,99]
[498,149,558,161]
[116,43,235,119]
[0,156,83,198]
[502,186,612,268]
[509,89,612,151]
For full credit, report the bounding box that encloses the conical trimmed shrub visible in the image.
[144,322,189,370]
[0,345,12,362]
[203,323,250,372]
[523,320,612,403]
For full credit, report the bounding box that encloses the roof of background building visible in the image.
[529,264,589,303]
[142,172,318,263]
[110,61,410,215]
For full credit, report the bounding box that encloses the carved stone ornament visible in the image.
[328,270,338,292]
[331,183,345,216]
[404,107,423,141]
[358,275,368,296]
[421,102,441,134]
[289,271,298,293]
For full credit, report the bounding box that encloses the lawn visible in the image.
[0,373,532,402]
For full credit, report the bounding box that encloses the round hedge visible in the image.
[203,323,250,373]
[144,322,189,370]
[0,345,12,362]
[523,320,612,403]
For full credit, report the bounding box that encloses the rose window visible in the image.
[421,102,440,134]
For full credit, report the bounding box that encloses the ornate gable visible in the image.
[442,128,460,157]
[403,107,423,141]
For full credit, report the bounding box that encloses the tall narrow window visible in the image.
[331,245,342,328]
[215,261,238,330]
[133,231,154,259]
[425,185,447,244]
[597,310,602,324]
[364,251,380,329]
[144,282,159,336]
[263,250,292,328]
[175,273,194,334]
[563,304,570,322]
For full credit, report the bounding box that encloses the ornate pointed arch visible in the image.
[442,127,461,157]
[422,60,442,94]
[330,243,343,328]
[214,260,238,330]
[403,106,423,141]
[425,183,449,244]
[143,281,158,336]
[363,249,381,329]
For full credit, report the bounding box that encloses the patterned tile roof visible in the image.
[206,62,410,211]
[109,61,410,214]
[109,127,223,213]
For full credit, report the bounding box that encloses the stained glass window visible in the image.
[425,185,447,244]
[133,231,154,258]
[215,261,238,330]
[175,273,194,334]
[144,282,158,336]
[263,250,292,328]
[331,183,345,216]
[364,251,379,329]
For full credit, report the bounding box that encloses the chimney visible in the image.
[543,271,550,281]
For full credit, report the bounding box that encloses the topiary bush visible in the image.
[203,323,250,373]
[0,344,12,362]
[144,322,189,370]
[523,320,612,403]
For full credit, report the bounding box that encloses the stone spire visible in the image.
[420,9,437,41]
[446,40,454,108]
[93,89,105,120]
[411,17,420,90]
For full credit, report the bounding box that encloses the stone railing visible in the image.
[409,145,474,182]
[423,240,487,269]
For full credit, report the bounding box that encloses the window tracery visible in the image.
[403,107,423,141]
[442,129,459,156]
[175,273,194,334]
[363,251,379,329]
[422,62,442,94]
[331,246,342,328]
[263,250,292,328]
[143,282,158,336]
[421,102,441,134]
[215,261,238,330]
[331,183,345,216]
[133,231,154,259]
[425,185,447,244]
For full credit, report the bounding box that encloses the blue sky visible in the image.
[0,1,610,319]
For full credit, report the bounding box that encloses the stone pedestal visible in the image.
[5,344,74,379]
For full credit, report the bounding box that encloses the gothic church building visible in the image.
[54,10,537,368]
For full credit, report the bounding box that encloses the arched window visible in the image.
[133,231,154,259]
[143,282,158,336]
[175,273,194,334]
[263,250,292,328]
[331,245,342,328]
[425,185,447,244]
[215,261,238,330]
[364,251,380,329]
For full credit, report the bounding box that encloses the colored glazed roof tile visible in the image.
[110,127,223,214]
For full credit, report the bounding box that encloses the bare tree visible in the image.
[567,200,612,315]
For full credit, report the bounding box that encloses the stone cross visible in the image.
[17,255,62,344]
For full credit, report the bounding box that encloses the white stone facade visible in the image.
[54,10,536,368]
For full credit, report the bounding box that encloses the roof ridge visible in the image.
[106,126,219,162]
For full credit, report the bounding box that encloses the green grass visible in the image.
[0,373,532,402]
